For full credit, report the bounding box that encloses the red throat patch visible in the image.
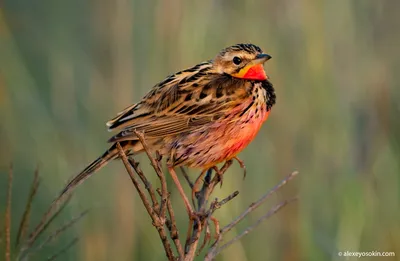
[243,64,268,80]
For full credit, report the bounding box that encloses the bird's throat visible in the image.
[234,64,268,81]
[243,64,268,80]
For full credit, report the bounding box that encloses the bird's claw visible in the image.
[233,156,246,179]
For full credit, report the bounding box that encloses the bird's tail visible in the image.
[58,141,139,200]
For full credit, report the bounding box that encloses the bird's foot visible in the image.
[233,156,247,179]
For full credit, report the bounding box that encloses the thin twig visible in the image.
[117,131,298,261]
[128,158,160,212]
[26,194,72,248]
[16,166,40,247]
[221,171,298,235]
[197,192,239,255]
[116,142,175,261]
[134,130,168,219]
[18,195,73,260]
[196,169,214,211]
[185,162,236,259]
[157,189,185,258]
[34,210,88,253]
[24,191,73,256]
[181,167,194,189]
[210,197,298,258]
[46,237,79,261]
[116,143,160,222]
[208,191,240,215]
[5,163,12,261]
[204,171,299,260]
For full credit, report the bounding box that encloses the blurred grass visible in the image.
[1,0,400,260]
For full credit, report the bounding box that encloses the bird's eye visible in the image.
[233,56,242,65]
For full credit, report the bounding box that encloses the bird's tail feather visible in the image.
[57,141,137,201]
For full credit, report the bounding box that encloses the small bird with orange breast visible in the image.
[58,43,276,217]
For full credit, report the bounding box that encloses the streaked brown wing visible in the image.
[106,62,250,142]
[107,115,214,142]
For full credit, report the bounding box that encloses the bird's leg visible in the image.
[192,170,207,209]
[233,156,247,179]
[168,167,196,218]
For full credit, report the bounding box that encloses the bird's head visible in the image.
[213,43,271,81]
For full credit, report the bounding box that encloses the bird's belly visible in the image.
[216,110,270,163]
[171,106,270,168]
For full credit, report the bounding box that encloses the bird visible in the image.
[57,43,276,218]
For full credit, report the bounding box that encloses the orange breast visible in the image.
[169,100,271,169]
[222,110,270,160]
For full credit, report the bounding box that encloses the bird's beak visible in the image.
[252,53,272,65]
[231,53,271,80]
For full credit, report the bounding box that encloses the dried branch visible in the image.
[222,171,297,235]
[34,210,88,253]
[46,237,79,261]
[184,165,237,260]
[204,171,299,260]
[26,194,72,249]
[157,189,185,257]
[180,167,193,189]
[134,130,169,219]
[116,143,175,261]
[114,132,299,261]
[206,197,298,259]
[18,195,72,260]
[128,158,160,211]
[2,165,85,261]
[16,166,40,247]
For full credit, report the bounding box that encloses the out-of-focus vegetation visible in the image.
[1,0,399,260]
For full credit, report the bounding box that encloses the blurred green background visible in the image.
[1,0,400,260]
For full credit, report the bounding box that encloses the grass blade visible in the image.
[47,237,79,261]
[16,167,40,247]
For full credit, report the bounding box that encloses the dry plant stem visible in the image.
[128,158,160,213]
[180,167,194,188]
[17,195,73,261]
[197,192,238,255]
[169,167,195,217]
[192,170,207,207]
[8,167,84,261]
[204,171,299,260]
[47,237,79,261]
[125,136,185,260]
[134,130,168,218]
[35,210,88,253]
[26,195,72,248]
[197,161,233,211]
[185,165,237,258]
[186,165,229,250]
[116,143,175,261]
[213,197,297,257]
[157,189,185,258]
[16,167,40,247]
[117,132,298,261]
[166,196,185,258]
[184,169,214,255]
[5,164,12,261]
[221,171,298,235]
